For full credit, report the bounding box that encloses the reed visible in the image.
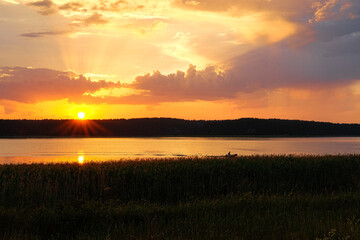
[0,155,360,206]
[1,155,360,239]
[1,194,360,239]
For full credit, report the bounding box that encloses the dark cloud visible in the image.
[27,0,57,15]
[28,0,54,8]
[0,67,121,103]
[20,30,70,38]
[315,17,360,41]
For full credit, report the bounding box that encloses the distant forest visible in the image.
[0,118,360,137]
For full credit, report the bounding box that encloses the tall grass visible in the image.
[1,155,360,239]
[1,194,360,239]
[1,155,360,206]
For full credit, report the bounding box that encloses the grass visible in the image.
[1,155,360,239]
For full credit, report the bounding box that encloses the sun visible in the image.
[77,112,86,119]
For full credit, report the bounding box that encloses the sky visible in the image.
[0,0,360,122]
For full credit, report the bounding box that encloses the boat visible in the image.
[225,152,237,157]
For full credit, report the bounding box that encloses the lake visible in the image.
[0,137,360,164]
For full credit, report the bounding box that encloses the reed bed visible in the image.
[1,155,360,239]
[0,194,360,240]
[1,155,360,206]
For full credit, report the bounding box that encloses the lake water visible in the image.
[0,137,360,164]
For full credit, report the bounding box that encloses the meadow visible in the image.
[1,155,360,239]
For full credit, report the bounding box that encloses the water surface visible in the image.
[0,137,360,164]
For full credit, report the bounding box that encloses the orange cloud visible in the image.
[82,12,109,25]
[58,1,84,11]
[310,0,359,23]
[91,0,127,12]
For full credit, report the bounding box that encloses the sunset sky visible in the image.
[0,0,360,122]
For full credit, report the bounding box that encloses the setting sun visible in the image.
[78,112,86,119]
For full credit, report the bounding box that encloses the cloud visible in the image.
[130,65,233,101]
[27,0,57,15]
[0,67,121,103]
[225,33,360,90]
[314,17,360,41]
[174,0,360,24]
[122,19,168,35]
[62,65,237,105]
[103,15,359,104]
[58,2,84,12]
[25,0,148,19]
[310,0,360,23]
[173,0,315,19]
[28,0,53,8]
[20,30,70,38]
[25,1,115,28]
[91,0,127,12]
[62,12,360,106]
[82,12,109,25]
[4,0,360,109]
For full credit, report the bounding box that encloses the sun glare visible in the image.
[78,112,86,119]
[78,155,84,164]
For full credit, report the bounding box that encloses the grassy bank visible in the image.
[2,194,360,240]
[1,155,360,239]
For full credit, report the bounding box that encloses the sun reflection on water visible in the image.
[78,155,84,164]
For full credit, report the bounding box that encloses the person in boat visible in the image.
[226,151,237,157]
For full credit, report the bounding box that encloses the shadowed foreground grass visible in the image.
[1,155,360,239]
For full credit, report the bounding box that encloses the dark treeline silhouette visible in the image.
[0,118,360,137]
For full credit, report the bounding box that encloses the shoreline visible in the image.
[1,135,360,139]
[1,153,360,165]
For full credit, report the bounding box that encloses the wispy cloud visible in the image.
[20,30,70,38]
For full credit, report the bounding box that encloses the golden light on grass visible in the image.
[78,112,86,119]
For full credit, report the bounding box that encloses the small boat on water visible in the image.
[225,152,237,157]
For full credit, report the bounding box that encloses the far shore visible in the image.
[1,134,360,139]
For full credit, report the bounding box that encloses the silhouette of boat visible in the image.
[225,152,237,157]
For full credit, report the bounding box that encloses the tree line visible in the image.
[0,118,360,137]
